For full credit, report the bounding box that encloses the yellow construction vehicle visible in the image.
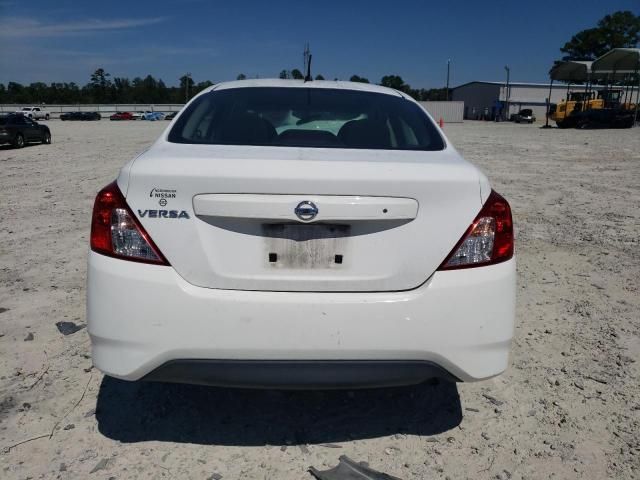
[549,89,631,128]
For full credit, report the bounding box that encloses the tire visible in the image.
[45,114,50,120]
[13,134,25,148]
[42,131,51,144]
[28,114,33,119]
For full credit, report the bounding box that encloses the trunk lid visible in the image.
[123,142,482,292]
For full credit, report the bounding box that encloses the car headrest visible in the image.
[219,111,277,145]
[274,129,341,147]
[338,118,391,149]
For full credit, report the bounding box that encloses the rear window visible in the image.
[168,87,445,151]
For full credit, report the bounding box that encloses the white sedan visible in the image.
[87,79,515,388]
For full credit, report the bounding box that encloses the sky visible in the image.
[0,0,638,88]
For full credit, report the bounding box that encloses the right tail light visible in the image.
[439,190,513,270]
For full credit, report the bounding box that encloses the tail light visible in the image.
[90,181,169,265]
[439,190,513,270]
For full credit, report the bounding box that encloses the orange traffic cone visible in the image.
[439,117,444,128]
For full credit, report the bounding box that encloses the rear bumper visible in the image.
[143,360,458,389]
[87,252,516,386]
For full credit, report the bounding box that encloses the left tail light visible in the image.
[90,181,169,265]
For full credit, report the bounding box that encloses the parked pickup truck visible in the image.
[15,107,50,120]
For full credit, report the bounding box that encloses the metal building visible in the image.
[451,81,624,121]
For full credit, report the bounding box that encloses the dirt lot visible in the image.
[0,120,638,480]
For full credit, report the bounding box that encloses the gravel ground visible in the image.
[0,120,638,480]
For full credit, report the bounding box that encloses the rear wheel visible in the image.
[45,114,50,120]
[42,131,51,144]
[13,134,25,148]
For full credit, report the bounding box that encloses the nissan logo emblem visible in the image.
[294,201,318,221]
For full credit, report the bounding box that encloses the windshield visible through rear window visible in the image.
[168,87,445,151]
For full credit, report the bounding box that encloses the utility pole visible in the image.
[446,59,451,101]
[504,65,510,120]
[185,72,192,103]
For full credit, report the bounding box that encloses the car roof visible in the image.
[202,79,406,98]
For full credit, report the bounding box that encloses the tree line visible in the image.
[0,68,448,105]
[0,69,212,105]
[559,11,639,61]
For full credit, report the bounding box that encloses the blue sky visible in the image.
[0,0,637,88]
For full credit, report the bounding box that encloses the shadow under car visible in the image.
[95,376,462,446]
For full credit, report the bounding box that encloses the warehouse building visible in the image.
[451,81,627,121]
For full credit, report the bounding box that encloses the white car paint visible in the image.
[15,106,49,120]
[88,251,515,382]
[88,79,515,387]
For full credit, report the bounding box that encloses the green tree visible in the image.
[380,75,409,92]
[236,73,247,80]
[178,74,195,101]
[89,68,111,89]
[61,82,81,103]
[560,11,640,60]
[349,75,369,83]
[194,80,213,96]
[26,82,48,103]
[279,70,291,79]
[89,68,112,102]
[314,74,325,80]
[113,77,131,102]
[291,69,304,79]
[7,82,25,103]
[179,74,194,90]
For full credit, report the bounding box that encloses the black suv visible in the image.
[0,114,52,148]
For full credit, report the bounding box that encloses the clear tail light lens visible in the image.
[90,181,169,265]
[439,190,513,270]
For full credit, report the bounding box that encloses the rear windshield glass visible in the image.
[168,87,445,151]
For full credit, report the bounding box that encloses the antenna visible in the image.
[303,43,310,72]
[304,54,313,82]
[303,43,313,82]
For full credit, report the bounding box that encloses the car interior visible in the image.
[170,88,444,150]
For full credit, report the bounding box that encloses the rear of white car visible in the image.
[87,80,515,388]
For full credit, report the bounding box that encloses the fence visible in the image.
[1,101,465,123]
[419,101,464,123]
[0,104,184,118]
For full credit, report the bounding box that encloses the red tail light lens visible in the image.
[439,190,513,270]
[90,181,169,265]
